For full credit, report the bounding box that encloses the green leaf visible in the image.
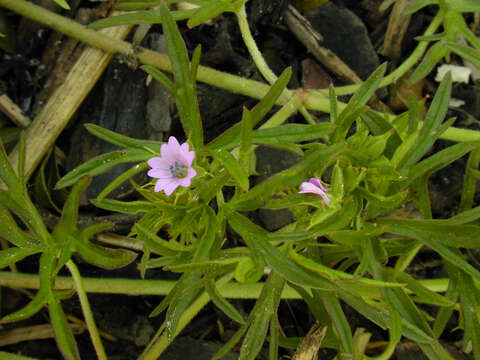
[84,123,161,150]
[207,67,292,151]
[236,143,344,205]
[48,292,80,360]
[459,148,480,212]
[142,65,176,95]
[54,177,90,237]
[1,252,55,323]
[206,280,244,324]
[135,222,189,256]
[397,72,452,170]
[92,198,156,214]
[187,0,234,28]
[252,123,335,145]
[239,108,253,170]
[234,255,265,284]
[334,63,386,141]
[446,42,480,68]
[395,141,479,192]
[193,206,218,261]
[0,204,40,248]
[378,218,480,249]
[398,272,454,307]
[404,0,437,15]
[159,1,203,150]
[0,137,21,193]
[0,247,40,269]
[378,218,480,280]
[288,247,403,288]
[212,149,249,191]
[410,41,448,83]
[74,238,137,269]
[356,186,408,209]
[155,272,203,339]
[239,271,284,360]
[88,8,195,29]
[96,162,150,201]
[56,148,153,189]
[455,268,480,357]
[53,0,70,10]
[226,211,334,291]
[448,0,480,12]
[320,291,354,355]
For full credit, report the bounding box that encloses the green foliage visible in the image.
[4,1,480,359]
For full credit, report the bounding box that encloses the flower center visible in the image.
[169,161,188,178]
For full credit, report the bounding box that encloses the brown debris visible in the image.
[292,323,327,360]
[379,0,414,60]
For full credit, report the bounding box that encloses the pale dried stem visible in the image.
[379,0,414,60]
[0,94,32,128]
[1,16,133,189]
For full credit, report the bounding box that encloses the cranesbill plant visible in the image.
[1,1,480,360]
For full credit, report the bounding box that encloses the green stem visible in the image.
[236,4,317,125]
[236,4,277,84]
[0,270,451,296]
[65,261,107,360]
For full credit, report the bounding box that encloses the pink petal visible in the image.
[299,182,323,195]
[178,176,191,187]
[168,136,180,148]
[160,137,181,161]
[187,167,197,179]
[147,157,163,168]
[178,143,195,165]
[309,178,328,192]
[163,181,180,196]
[147,168,173,179]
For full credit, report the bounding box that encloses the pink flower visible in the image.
[299,178,330,205]
[147,136,197,195]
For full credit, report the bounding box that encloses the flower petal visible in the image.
[309,177,328,192]
[178,177,191,187]
[147,168,172,179]
[299,182,323,195]
[162,181,180,196]
[147,157,163,168]
[178,148,195,166]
